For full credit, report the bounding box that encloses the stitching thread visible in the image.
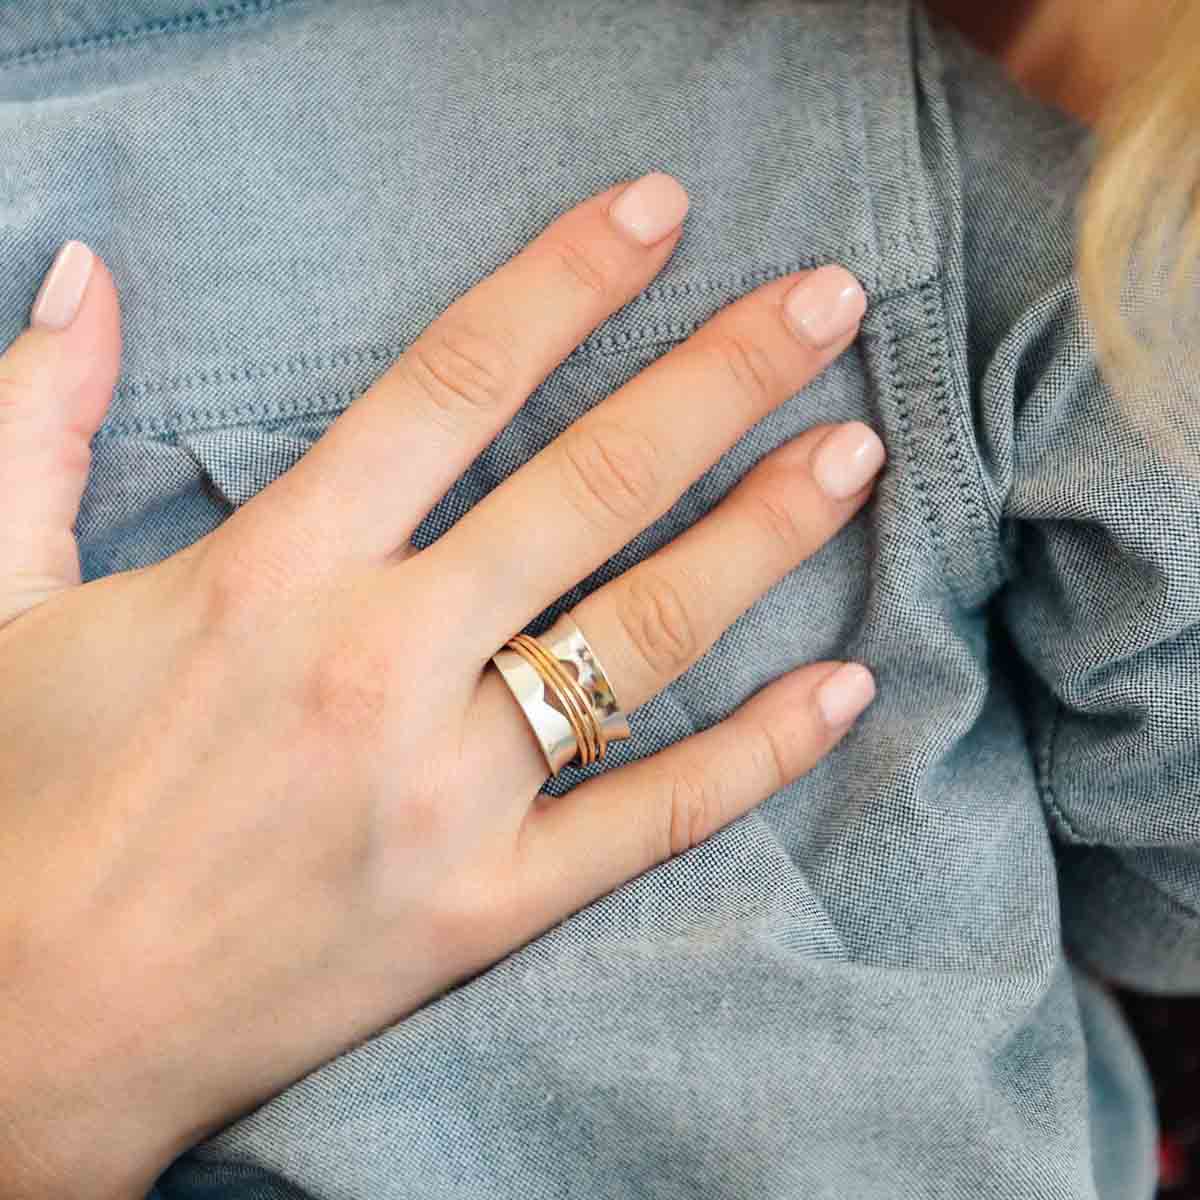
[0,0,300,70]
[918,278,1006,595]
[1038,698,1089,845]
[95,391,359,440]
[103,258,934,412]
[876,296,960,605]
[96,272,943,441]
[635,243,926,304]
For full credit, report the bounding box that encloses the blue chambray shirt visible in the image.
[1,2,1196,1197]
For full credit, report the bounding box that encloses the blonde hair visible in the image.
[1078,2,1200,371]
[1006,0,1200,374]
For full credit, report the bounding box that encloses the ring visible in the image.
[510,634,600,765]
[491,612,631,777]
[540,612,632,750]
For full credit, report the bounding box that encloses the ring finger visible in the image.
[481,418,885,793]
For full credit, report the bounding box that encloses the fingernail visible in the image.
[608,173,690,246]
[812,422,886,500]
[817,663,876,728]
[783,266,866,349]
[30,241,94,331]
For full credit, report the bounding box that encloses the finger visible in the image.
[236,174,689,569]
[0,242,121,625]
[570,421,885,715]
[476,420,885,801]
[512,660,876,926]
[426,264,867,653]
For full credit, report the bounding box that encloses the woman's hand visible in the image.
[0,174,881,1199]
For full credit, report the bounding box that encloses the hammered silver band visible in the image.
[491,612,631,777]
[539,612,631,751]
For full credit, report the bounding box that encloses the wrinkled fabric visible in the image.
[1,1,1195,1197]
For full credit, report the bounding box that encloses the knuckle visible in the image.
[617,569,698,680]
[406,323,516,421]
[197,535,294,633]
[196,551,260,635]
[558,420,660,529]
[707,332,778,414]
[752,720,794,795]
[746,484,810,561]
[541,236,614,300]
[659,765,718,861]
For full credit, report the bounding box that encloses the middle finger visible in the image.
[425,265,867,656]
[229,174,689,568]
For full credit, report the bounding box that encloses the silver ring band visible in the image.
[491,646,581,775]
[538,612,631,751]
[491,612,631,777]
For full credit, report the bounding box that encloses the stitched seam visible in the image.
[0,0,301,70]
[104,260,938,404]
[635,247,926,303]
[96,271,942,439]
[105,332,711,409]
[896,11,927,297]
[878,296,965,608]
[1037,697,1090,845]
[95,392,357,440]
[918,278,1007,595]
[859,0,933,293]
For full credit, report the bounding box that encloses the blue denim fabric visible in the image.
[1,1,1195,1197]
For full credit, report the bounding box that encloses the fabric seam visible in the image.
[858,1,929,282]
[108,255,929,400]
[1038,698,1089,845]
[95,266,939,440]
[635,249,924,305]
[918,277,1006,593]
[877,294,961,608]
[0,0,301,70]
[852,3,979,609]
[1041,712,1200,863]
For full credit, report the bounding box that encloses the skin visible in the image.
[0,176,882,1197]
[926,0,1140,120]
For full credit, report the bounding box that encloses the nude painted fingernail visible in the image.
[608,172,690,246]
[783,266,866,349]
[817,663,876,728]
[812,422,886,500]
[30,241,94,331]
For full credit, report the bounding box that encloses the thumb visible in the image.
[0,241,121,624]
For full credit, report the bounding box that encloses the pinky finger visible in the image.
[513,660,876,926]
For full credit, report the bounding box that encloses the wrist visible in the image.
[0,1037,162,1200]
[0,936,186,1200]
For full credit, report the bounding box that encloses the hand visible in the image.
[0,174,882,1198]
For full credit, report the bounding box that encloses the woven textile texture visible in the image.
[1,2,1196,1197]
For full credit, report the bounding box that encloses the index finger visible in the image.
[234,173,690,567]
